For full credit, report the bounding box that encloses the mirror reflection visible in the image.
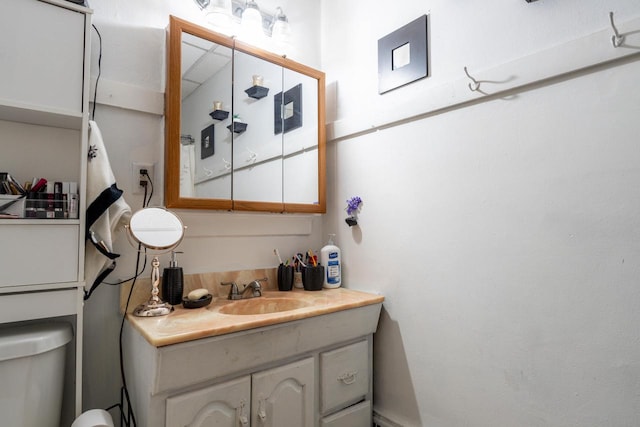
[165,16,326,213]
[180,33,233,200]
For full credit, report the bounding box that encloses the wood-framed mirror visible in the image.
[165,16,326,213]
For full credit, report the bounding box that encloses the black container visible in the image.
[302,266,324,291]
[162,267,184,305]
[277,264,294,291]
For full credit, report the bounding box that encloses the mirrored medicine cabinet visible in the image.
[165,15,326,213]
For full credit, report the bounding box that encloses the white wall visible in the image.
[82,0,323,414]
[321,0,640,426]
[81,0,640,425]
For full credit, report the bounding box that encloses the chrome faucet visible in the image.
[221,277,267,300]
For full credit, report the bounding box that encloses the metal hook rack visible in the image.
[464,66,481,92]
[609,11,625,48]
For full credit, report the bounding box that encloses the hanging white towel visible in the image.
[84,120,132,299]
[180,143,195,197]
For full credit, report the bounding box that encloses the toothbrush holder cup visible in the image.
[302,266,324,291]
[277,264,294,291]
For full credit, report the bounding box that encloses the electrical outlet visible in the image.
[131,162,154,195]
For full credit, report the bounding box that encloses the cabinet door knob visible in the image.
[258,399,267,423]
[337,370,358,385]
[239,400,249,426]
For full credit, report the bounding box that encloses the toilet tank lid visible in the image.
[0,322,73,362]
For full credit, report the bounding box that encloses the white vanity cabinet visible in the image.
[123,303,382,427]
[0,0,92,423]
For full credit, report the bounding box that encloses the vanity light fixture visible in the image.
[193,0,292,41]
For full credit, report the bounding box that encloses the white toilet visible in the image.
[0,322,114,427]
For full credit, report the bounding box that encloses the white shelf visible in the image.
[0,100,84,130]
[0,218,81,225]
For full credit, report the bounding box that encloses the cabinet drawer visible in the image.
[0,0,85,114]
[321,400,371,427]
[0,223,79,287]
[320,340,369,414]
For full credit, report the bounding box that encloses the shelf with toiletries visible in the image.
[0,0,92,421]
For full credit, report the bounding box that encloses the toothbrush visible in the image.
[274,248,284,265]
[308,249,317,266]
[296,253,307,268]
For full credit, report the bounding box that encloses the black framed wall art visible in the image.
[201,124,215,159]
[274,83,303,135]
[378,15,429,94]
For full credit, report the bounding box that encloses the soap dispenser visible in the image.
[162,251,184,305]
[320,234,341,289]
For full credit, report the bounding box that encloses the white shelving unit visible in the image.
[0,0,92,423]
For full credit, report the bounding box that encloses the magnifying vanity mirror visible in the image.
[126,207,186,317]
[165,15,326,213]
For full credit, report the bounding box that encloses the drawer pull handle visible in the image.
[337,371,358,385]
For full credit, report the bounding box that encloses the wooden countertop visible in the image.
[126,288,384,347]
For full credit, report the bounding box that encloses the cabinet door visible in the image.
[251,357,315,427]
[166,376,251,427]
[0,0,85,113]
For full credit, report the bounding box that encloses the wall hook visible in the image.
[246,148,257,162]
[464,66,480,91]
[609,11,624,48]
[203,166,213,177]
[223,158,231,170]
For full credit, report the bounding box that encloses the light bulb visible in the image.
[271,7,291,44]
[205,0,232,30]
[240,0,264,42]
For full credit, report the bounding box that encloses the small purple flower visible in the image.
[345,196,362,216]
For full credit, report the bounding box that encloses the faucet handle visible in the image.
[221,282,240,300]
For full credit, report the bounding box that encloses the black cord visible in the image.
[91,23,102,120]
[88,22,138,426]
[103,251,147,286]
[117,243,142,427]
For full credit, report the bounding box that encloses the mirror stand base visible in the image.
[133,301,174,317]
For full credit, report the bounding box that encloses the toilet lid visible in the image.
[71,409,114,427]
[0,322,73,362]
